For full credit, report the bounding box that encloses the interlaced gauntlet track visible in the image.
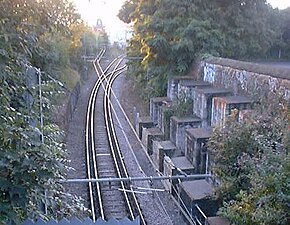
[85,49,146,224]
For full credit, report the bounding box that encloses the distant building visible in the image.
[92,19,109,48]
[93,19,105,33]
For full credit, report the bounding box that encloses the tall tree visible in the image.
[119,0,278,97]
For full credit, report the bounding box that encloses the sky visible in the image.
[267,0,290,9]
[71,0,290,43]
[72,0,128,43]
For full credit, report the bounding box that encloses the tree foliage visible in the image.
[279,8,290,58]
[0,0,90,223]
[208,100,290,224]
[118,0,289,97]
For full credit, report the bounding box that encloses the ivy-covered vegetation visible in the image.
[0,0,101,223]
[118,0,290,97]
[208,99,290,224]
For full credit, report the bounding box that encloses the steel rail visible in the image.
[86,48,125,220]
[97,58,134,219]
[85,48,106,222]
[92,55,132,220]
[104,66,147,225]
[104,65,135,220]
[94,56,146,223]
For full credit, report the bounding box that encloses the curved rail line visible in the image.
[85,48,106,222]
[101,62,145,225]
[85,49,146,224]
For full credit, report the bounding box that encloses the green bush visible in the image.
[208,99,290,225]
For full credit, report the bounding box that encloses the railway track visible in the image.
[85,49,145,224]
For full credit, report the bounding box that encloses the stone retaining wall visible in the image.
[200,57,290,101]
